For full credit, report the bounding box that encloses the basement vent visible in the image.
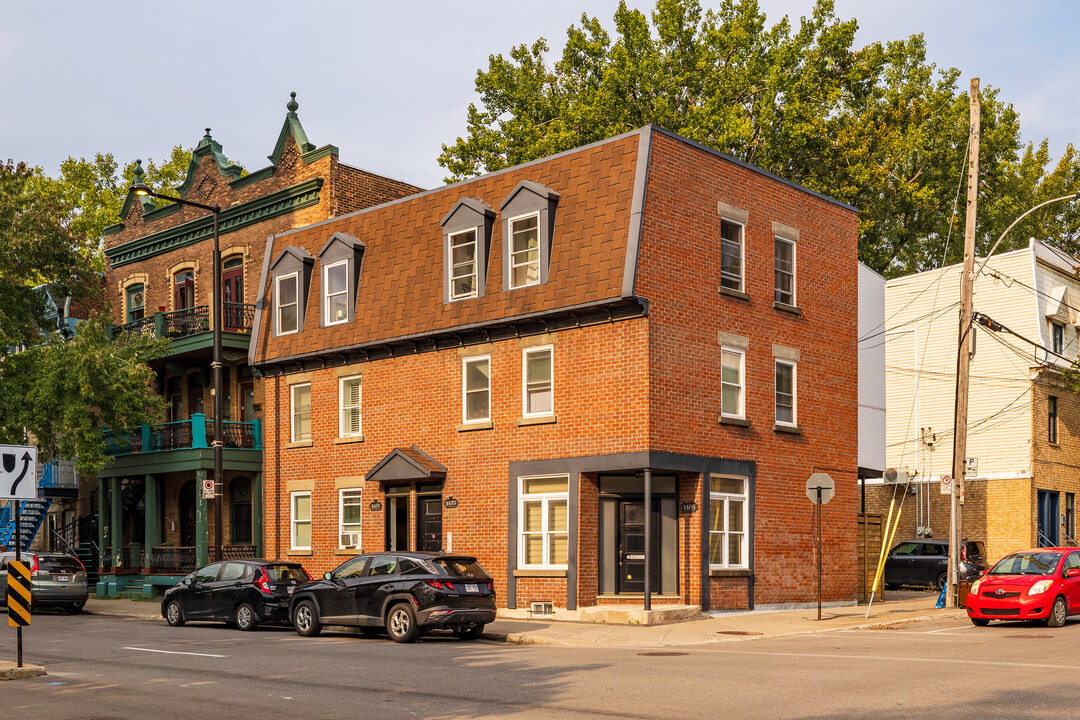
[530,601,554,616]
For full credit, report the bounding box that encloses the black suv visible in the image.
[162,559,311,630]
[883,539,988,590]
[289,552,496,643]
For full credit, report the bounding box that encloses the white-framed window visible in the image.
[291,491,312,550]
[720,219,744,291]
[339,375,362,437]
[709,475,748,568]
[338,488,363,549]
[775,360,796,426]
[324,260,349,325]
[276,272,299,335]
[509,212,541,289]
[519,475,569,568]
[449,228,478,300]
[522,345,553,416]
[1051,321,1065,355]
[774,236,796,305]
[463,355,490,423]
[291,382,311,442]
[721,348,745,418]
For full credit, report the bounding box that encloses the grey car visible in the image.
[0,551,89,614]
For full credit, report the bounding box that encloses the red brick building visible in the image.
[94,94,420,594]
[251,126,859,614]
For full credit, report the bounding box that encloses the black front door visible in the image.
[418,498,442,552]
[618,501,647,594]
[1039,490,1060,546]
[179,481,196,547]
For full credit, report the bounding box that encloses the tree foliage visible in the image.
[439,0,1080,277]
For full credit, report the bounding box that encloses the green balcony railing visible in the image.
[103,414,263,457]
[110,303,255,341]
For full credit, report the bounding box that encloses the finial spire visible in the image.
[287,91,299,113]
[133,159,145,181]
[204,128,213,140]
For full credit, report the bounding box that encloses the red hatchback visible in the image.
[966,548,1080,627]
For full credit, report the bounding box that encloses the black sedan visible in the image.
[162,559,311,630]
[289,552,496,643]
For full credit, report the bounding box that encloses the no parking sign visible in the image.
[940,474,952,495]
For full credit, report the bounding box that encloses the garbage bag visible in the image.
[936,583,947,609]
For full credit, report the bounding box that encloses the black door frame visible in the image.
[416,483,444,552]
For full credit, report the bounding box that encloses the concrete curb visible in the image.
[0,663,47,681]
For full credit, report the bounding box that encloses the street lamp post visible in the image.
[130,170,225,563]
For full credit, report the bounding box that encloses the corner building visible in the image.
[251,126,859,614]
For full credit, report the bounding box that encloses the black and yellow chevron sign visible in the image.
[6,559,31,627]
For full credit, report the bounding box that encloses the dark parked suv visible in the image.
[883,539,988,590]
[289,552,496,643]
[162,559,311,630]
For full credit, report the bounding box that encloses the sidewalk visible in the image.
[80,593,965,647]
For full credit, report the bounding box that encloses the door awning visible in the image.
[366,445,447,484]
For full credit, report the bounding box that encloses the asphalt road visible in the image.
[2,611,1079,719]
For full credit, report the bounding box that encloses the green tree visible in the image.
[439,0,1080,277]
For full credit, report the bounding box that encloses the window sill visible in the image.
[517,415,557,427]
[718,416,750,427]
[457,421,493,432]
[334,548,363,556]
[709,568,751,577]
[334,435,365,445]
[773,301,802,316]
[287,549,313,556]
[514,568,568,578]
[286,440,313,449]
[773,424,802,435]
[718,286,750,302]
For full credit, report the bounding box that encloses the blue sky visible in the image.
[1,1,1075,189]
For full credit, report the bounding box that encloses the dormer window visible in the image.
[276,273,299,335]
[441,198,495,303]
[324,260,349,325]
[450,229,478,300]
[500,181,559,290]
[269,245,315,337]
[509,213,540,289]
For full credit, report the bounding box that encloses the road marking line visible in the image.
[123,646,226,658]
[710,648,1078,670]
[926,625,974,634]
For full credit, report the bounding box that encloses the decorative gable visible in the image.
[1045,285,1073,323]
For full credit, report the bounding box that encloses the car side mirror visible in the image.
[1066,568,1080,578]
[323,571,333,580]
[183,577,195,586]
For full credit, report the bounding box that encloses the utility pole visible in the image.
[950,78,980,608]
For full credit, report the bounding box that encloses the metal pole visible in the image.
[212,208,224,563]
[15,499,23,667]
[643,468,651,611]
[817,487,823,621]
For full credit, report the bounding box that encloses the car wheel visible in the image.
[235,603,258,631]
[453,623,485,641]
[293,600,322,637]
[935,573,947,591]
[65,602,85,615]
[386,603,418,643]
[1047,596,1068,628]
[165,600,185,627]
[970,616,989,627]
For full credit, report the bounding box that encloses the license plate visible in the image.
[56,574,70,583]
[464,583,478,593]
[287,586,295,594]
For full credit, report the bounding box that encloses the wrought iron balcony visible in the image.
[110,303,255,341]
[103,414,263,457]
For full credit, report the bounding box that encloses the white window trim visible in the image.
[448,228,479,301]
[508,211,541,290]
[462,355,491,424]
[720,218,745,292]
[338,488,363,549]
[276,271,299,336]
[338,374,362,437]
[291,382,311,443]
[290,490,312,551]
[775,359,797,427]
[709,475,749,569]
[518,474,570,569]
[522,345,554,418]
[775,236,796,306]
[323,259,349,326]
[720,347,745,419]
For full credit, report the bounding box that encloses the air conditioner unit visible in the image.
[883,467,909,484]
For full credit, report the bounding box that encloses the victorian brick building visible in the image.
[96,94,419,594]
[250,125,859,614]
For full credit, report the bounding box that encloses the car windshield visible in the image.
[38,555,82,573]
[988,552,1062,576]
[265,564,307,581]
[432,558,489,579]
